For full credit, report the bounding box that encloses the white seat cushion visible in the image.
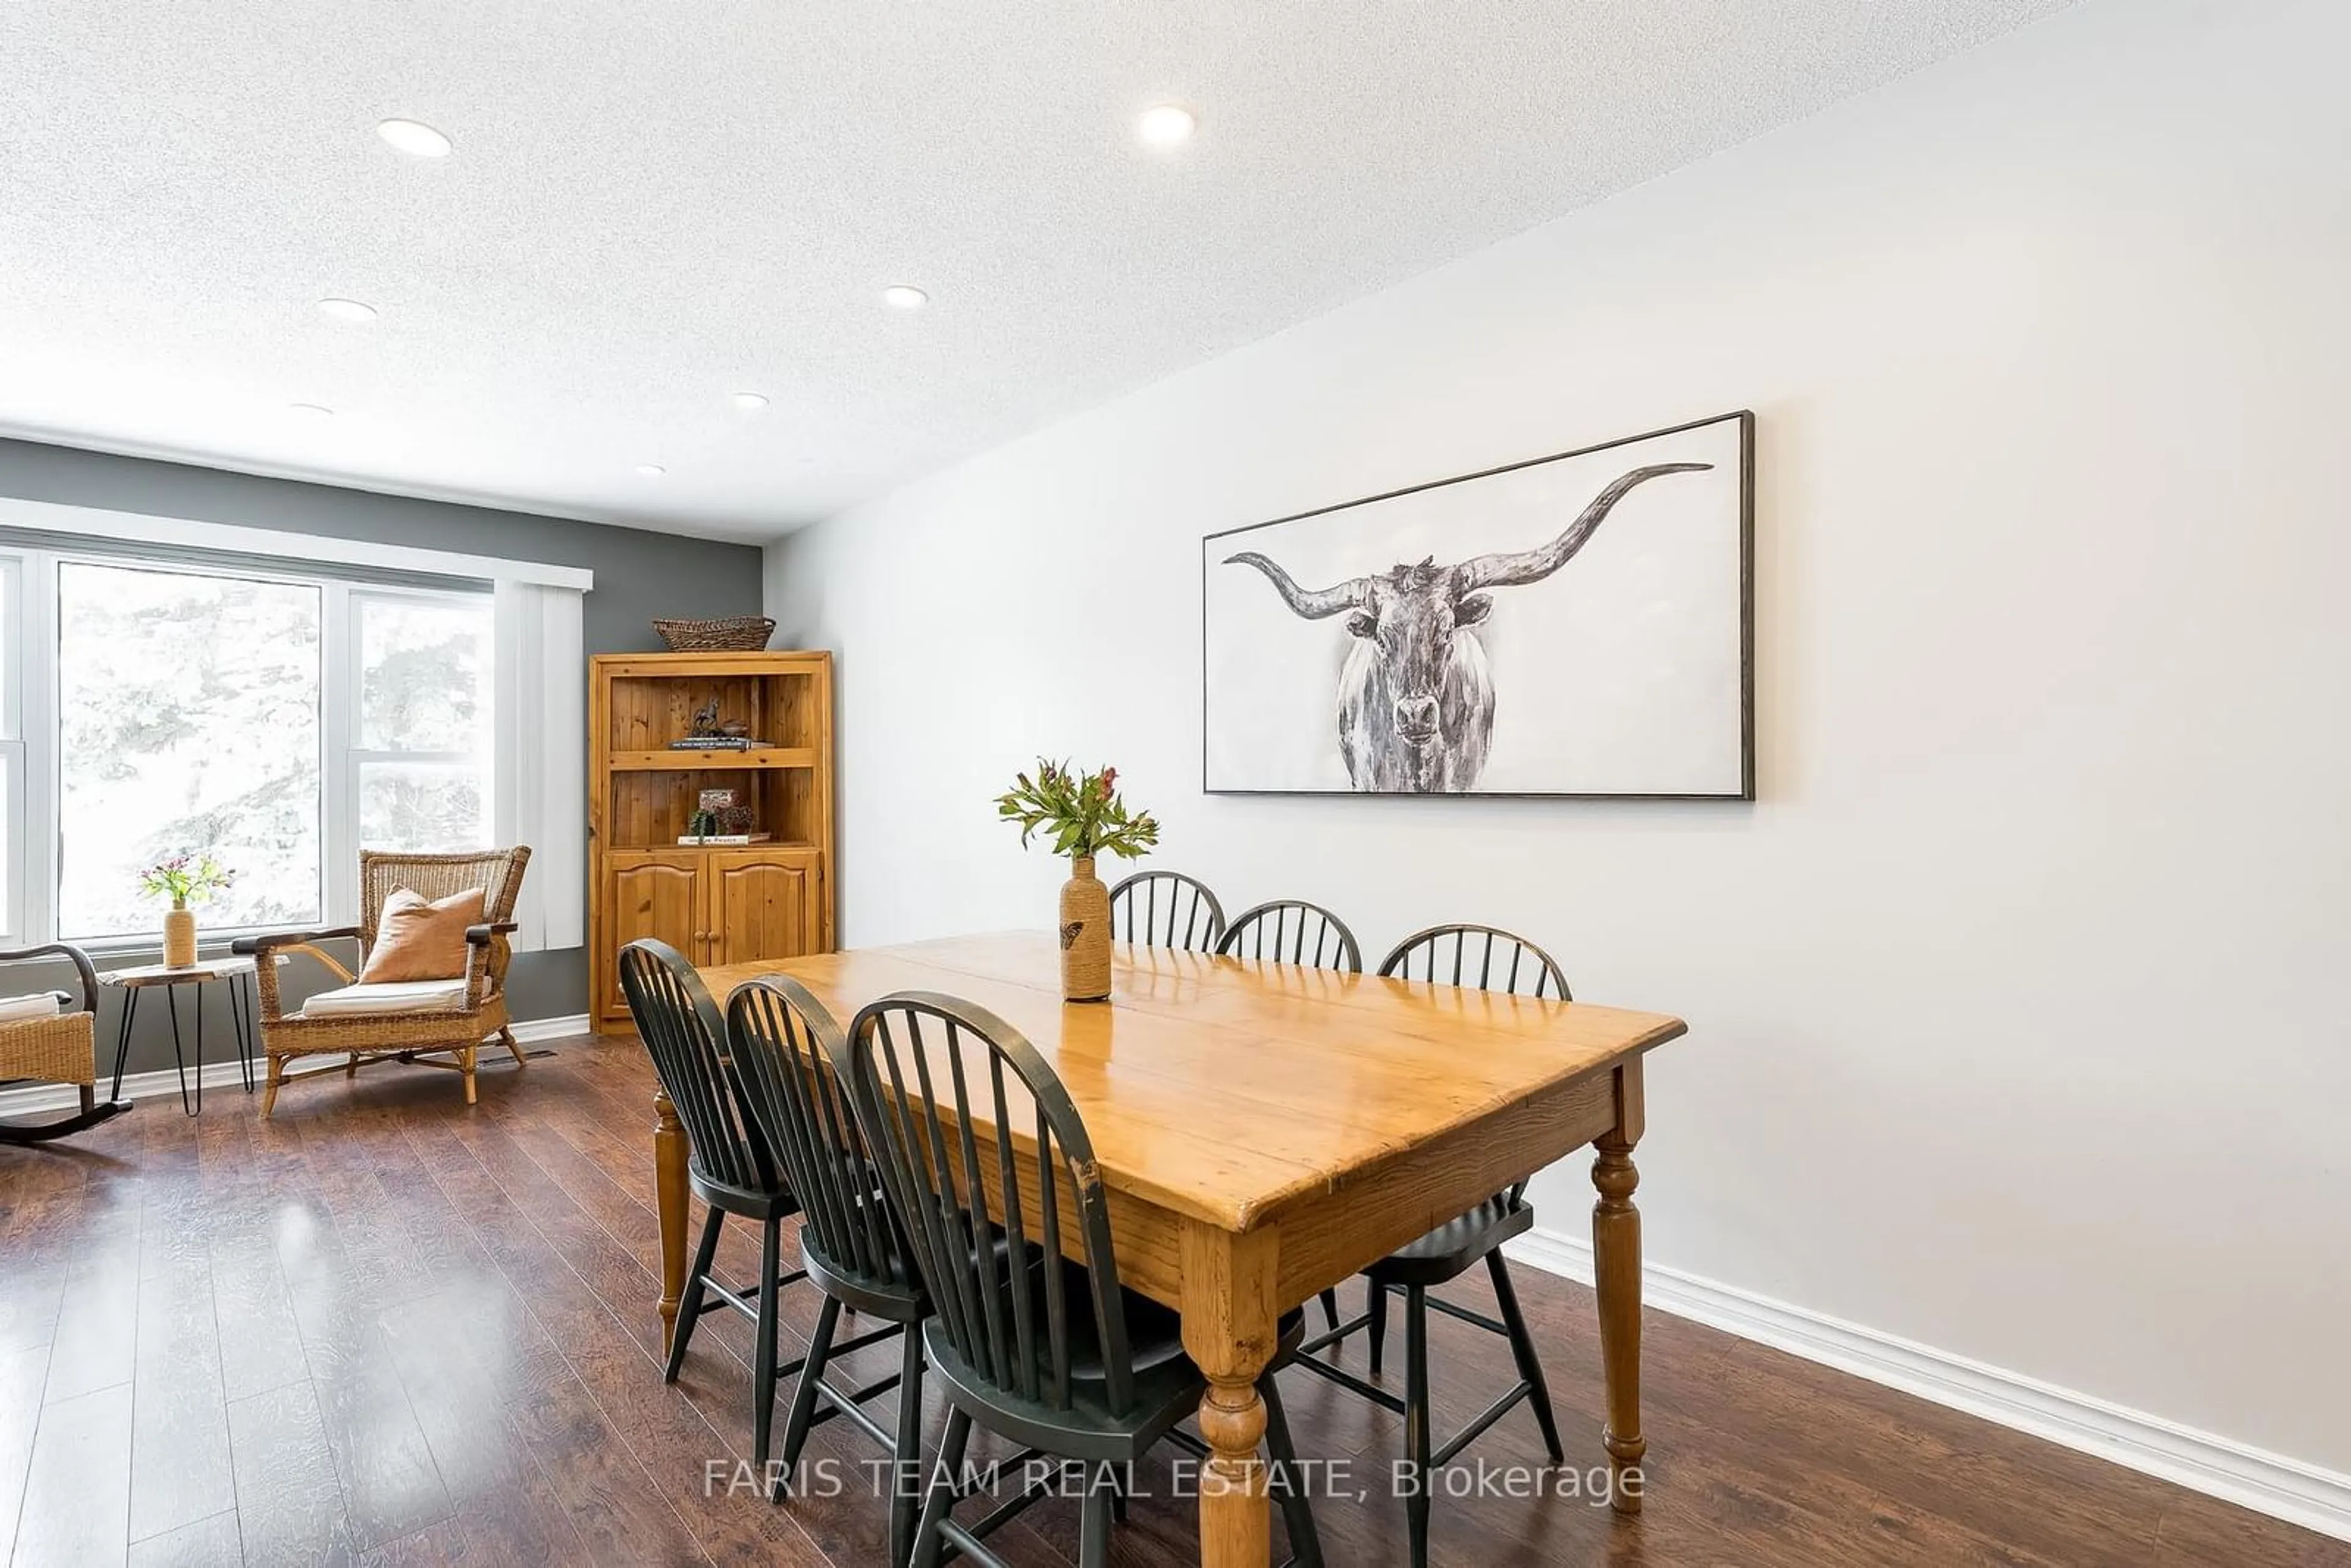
[0,992,62,1022]
[298,978,471,1018]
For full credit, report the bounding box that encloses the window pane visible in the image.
[58,563,322,937]
[0,749,15,939]
[361,760,489,853]
[359,595,490,752]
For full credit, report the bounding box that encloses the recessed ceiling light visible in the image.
[317,298,378,324]
[376,118,452,158]
[634,463,666,477]
[287,402,334,419]
[881,285,929,310]
[732,391,770,411]
[1136,103,1197,148]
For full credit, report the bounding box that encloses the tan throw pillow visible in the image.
[359,887,487,985]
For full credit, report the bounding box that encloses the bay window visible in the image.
[0,509,582,956]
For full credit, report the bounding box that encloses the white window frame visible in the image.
[17,550,492,954]
[53,549,337,948]
[0,500,590,960]
[0,555,27,945]
[5,553,58,952]
[0,498,590,591]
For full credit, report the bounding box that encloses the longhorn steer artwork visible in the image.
[1221,462,1712,793]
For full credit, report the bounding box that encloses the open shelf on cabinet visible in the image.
[607,747,819,771]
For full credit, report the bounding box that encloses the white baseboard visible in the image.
[0,1013,595,1117]
[511,1013,591,1043]
[1505,1228,2351,1544]
[0,1057,257,1116]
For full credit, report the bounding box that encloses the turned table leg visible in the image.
[1181,1221,1280,1568]
[1591,1061,1646,1514]
[654,1086,689,1354]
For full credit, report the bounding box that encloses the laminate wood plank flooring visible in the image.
[2,1032,2342,1566]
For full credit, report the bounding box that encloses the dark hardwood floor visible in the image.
[2,1033,2342,1567]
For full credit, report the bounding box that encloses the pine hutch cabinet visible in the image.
[587,651,834,1030]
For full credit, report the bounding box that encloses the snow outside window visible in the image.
[4,552,495,949]
[0,510,586,959]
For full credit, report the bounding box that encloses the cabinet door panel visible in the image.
[601,853,704,1020]
[708,850,824,969]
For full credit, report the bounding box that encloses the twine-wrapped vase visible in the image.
[1059,855,1112,1003]
[163,904,198,968]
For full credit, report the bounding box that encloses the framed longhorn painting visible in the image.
[1202,410,1753,798]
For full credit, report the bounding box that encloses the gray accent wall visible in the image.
[0,437,766,1082]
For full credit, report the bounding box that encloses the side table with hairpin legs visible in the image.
[98,956,262,1116]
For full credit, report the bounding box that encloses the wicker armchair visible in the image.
[0,942,130,1144]
[235,847,531,1117]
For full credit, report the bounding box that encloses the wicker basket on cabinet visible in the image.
[653,616,776,651]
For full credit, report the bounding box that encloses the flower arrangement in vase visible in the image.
[996,760,1159,1002]
[138,852,235,968]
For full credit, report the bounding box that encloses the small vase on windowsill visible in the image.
[138,852,233,970]
[163,901,198,969]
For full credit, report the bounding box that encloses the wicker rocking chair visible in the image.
[235,847,531,1118]
[0,943,131,1144]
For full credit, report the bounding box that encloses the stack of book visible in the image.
[668,735,770,751]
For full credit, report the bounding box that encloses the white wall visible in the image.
[768,0,2351,1485]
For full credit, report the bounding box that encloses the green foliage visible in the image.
[996,759,1160,862]
[138,852,236,910]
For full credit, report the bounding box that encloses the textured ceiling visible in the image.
[0,0,2073,542]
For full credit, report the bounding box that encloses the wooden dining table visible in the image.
[664,930,1685,1568]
